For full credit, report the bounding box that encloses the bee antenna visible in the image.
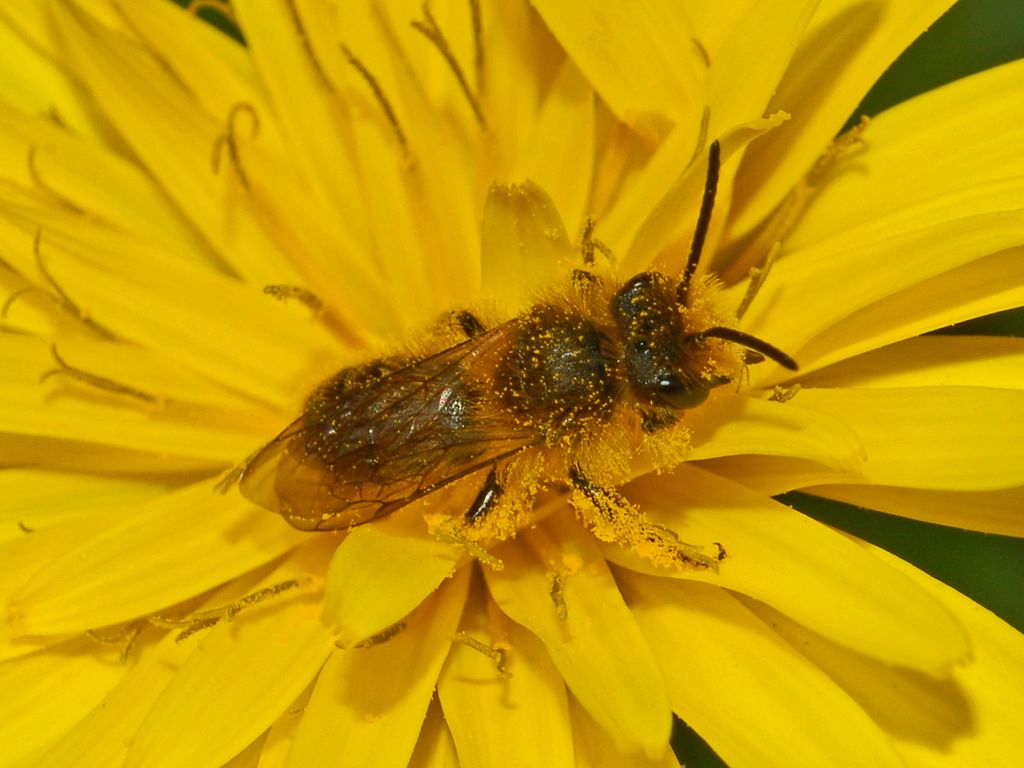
[687,326,798,371]
[677,139,721,305]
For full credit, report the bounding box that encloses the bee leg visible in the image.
[568,466,719,570]
[571,268,602,292]
[451,310,487,339]
[639,407,678,433]
[465,467,503,524]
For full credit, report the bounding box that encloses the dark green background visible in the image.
[170,1,1023,765]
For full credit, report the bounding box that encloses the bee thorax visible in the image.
[495,306,615,438]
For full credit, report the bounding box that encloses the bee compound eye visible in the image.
[655,379,711,410]
[653,372,733,410]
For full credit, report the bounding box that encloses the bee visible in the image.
[239,141,796,569]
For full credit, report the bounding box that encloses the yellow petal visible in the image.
[794,387,1024,490]
[31,230,341,407]
[0,468,167,546]
[511,57,595,237]
[281,0,456,331]
[693,453,854,497]
[0,502,137,659]
[799,335,1024,390]
[622,574,904,768]
[53,4,381,334]
[252,685,313,768]
[224,736,266,768]
[0,433,215,477]
[0,7,113,142]
[612,465,969,673]
[485,518,672,758]
[480,179,573,309]
[408,699,460,768]
[594,121,698,257]
[739,544,1024,767]
[701,0,818,138]
[808,485,1024,537]
[729,0,957,237]
[767,250,1024,377]
[786,58,1024,253]
[687,394,865,475]
[569,695,680,768]
[793,337,1024,534]
[871,545,1024,766]
[5,482,305,636]
[286,569,469,768]
[0,335,261,464]
[229,0,369,251]
[344,2,483,311]
[344,114,438,332]
[2,0,123,59]
[480,0,545,176]
[530,0,704,142]
[127,546,336,768]
[0,103,214,264]
[50,0,306,286]
[437,589,574,768]
[101,0,398,332]
[622,114,787,274]
[108,0,388,318]
[113,0,273,134]
[34,568,284,768]
[37,334,266,410]
[739,202,1024,376]
[0,637,126,767]
[321,505,464,647]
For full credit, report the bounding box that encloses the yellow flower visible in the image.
[1,1,1022,767]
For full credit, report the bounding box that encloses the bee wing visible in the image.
[240,330,538,531]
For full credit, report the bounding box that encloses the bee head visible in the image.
[611,271,732,410]
[611,271,797,412]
